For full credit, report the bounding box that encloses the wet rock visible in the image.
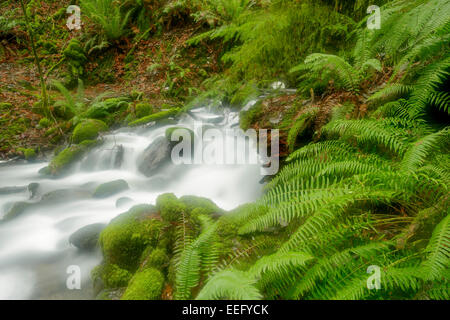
[113,145,124,169]
[115,197,133,209]
[38,166,51,176]
[2,201,31,221]
[40,188,91,205]
[28,183,39,199]
[69,223,107,251]
[137,137,171,177]
[93,179,129,198]
[0,186,27,195]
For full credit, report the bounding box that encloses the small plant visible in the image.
[80,0,133,41]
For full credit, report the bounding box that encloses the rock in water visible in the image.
[69,223,107,250]
[113,145,124,169]
[93,180,129,198]
[28,182,39,199]
[137,137,171,177]
[115,197,133,208]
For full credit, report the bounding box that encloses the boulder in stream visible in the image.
[93,179,129,198]
[137,136,171,177]
[69,223,107,251]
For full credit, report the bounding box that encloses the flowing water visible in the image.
[0,106,264,300]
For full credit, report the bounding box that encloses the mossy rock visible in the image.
[38,117,51,128]
[53,103,76,120]
[135,103,153,118]
[17,148,36,160]
[165,126,195,143]
[48,140,99,176]
[140,247,169,270]
[72,119,108,144]
[179,195,223,216]
[48,145,85,175]
[93,180,129,198]
[92,264,132,289]
[121,268,164,300]
[128,108,181,126]
[156,193,186,222]
[99,204,166,271]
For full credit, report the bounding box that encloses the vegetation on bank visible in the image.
[1,0,448,300]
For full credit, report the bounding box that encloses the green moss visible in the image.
[99,204,166,271]
[0,102,13,111]
[135,103,153,118]
[18,148,36,160]
[72,119,108,144]
[128,108,181,126]
[140,247,169,270]
[121,268,164,300]
[165,126,195,142]
[179,195,223,216]
[38,117,51,128]
[93,264,132,288]
[48,145,85,175]
[63,39,87,86]
[93,179,129,198]
[156,193,186,222]
[48,140,99,175]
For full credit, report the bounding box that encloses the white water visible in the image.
[0,107,263,299]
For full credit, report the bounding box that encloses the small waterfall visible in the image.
[0,106,264,299]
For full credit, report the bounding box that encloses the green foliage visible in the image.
[72,119,108,144]
[38,117,51,128]
[93,263,132,288]
[188,0,354,81]
[17,147,36,160]
[80,0,133,41]
[62,39,87,86]
[99,204,166,271]
[135,102,153,118]
[287,108,318,152]
[290,53,381,92]
[128,108,181,126]
[156,193,187,223]
[48,141,99,176]
[121,268,165,300]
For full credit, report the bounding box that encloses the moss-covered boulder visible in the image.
[121,268,164,300]
[128,108,180,126]
[93,180,129,198]
[135,103,153,118]
[156,193,186,222]
[140,247,169,270]
[92,263,132,289]
[48,140,99,176]
[99,204,166,271]
[165,126,195,144]
[72,119,108,144]
[38,117,51,128]
[179,195,224,216]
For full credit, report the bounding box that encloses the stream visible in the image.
[0,106,264,299]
